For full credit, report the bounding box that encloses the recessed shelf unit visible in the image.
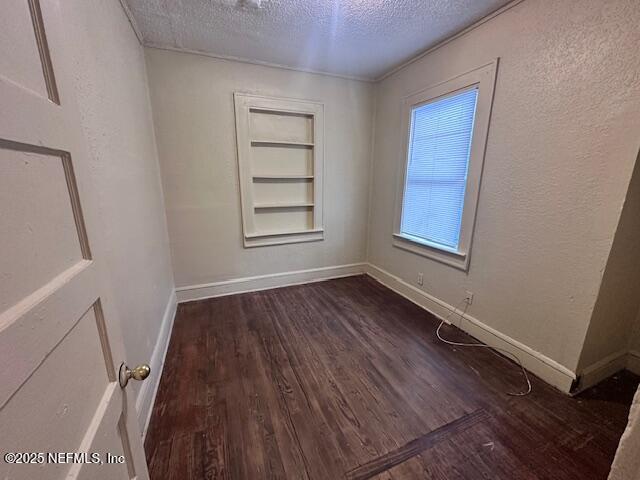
[234,93,324,247]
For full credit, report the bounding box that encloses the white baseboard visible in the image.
[175,263,367,303]
[627,350,640,376]
[136,263,636,427]
[365,263,577,393]
[136,290,178,439]
[574,349,629,394]
[575,349,640,393]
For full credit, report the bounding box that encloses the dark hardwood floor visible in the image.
[145,275,638,479]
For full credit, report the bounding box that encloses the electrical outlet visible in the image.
[464,290,474,305]
[417,273,424,286]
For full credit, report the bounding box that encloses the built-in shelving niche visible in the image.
[234,93,324,247]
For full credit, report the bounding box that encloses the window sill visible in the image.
[392,233,469,271]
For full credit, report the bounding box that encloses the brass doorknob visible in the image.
[119,362,151,388]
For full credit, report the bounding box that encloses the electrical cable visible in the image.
[435,299,532,396]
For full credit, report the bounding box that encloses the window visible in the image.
[401,88,478,250]
[393,61,498,270]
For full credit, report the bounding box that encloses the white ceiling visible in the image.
[124,0,513,80]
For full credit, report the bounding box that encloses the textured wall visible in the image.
[367,0,640,372]
[578,152,640,371]
[145,48,373,288]
[63,0,175,402]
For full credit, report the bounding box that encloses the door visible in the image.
[0,1,150,479]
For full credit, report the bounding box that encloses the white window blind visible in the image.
[400,88,478,250]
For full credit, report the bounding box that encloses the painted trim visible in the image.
[136,290,178,440]
[375,0,525,81]
[627,350,640,376]
[118,0,143,45]
[392,60,498,272]
[573,349,629,394]
[176,263,367,303]
[575,349,640,393]
[365,263,576,393]
[144,44,373,83]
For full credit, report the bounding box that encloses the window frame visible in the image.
[393,60,498,271]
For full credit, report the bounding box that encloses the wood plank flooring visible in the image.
[145,275,638,479]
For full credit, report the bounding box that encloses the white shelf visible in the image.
[254,202,314,209]
[245,228,324,239]
[250,140,314,147]
[252,175,314,180]
[244,227,324,247]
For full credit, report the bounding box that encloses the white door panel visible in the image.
[0,1,149,479]
[0,0,51,99]
[0,145,85,313]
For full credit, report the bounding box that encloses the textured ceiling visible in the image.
[125,0,513,80]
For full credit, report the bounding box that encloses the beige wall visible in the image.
[145,49,373,288]
[367,0,640,373]
[64,0,175,405]
[578,153,640,371]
